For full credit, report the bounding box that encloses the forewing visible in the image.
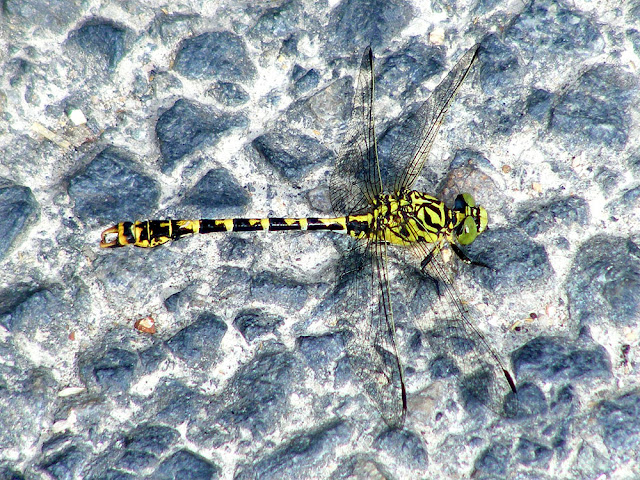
[334,238,406,427]
[390,44,479,193]
[330,47,383,216]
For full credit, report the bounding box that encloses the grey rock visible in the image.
[68,148,159,223]
[173,31,256,82]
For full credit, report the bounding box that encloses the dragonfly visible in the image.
[100,44,517,427]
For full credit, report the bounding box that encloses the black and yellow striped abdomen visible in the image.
[100,189,487,249]
[100,215,372,248]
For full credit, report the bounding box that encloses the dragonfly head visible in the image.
[453,193,488,245]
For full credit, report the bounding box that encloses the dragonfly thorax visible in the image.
[362,190,487,247]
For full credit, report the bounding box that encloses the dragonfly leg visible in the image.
[420,251,435,271]
[451,244,494,269]
[420,253,443,296]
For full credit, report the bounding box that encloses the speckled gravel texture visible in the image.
[1,1,640,479]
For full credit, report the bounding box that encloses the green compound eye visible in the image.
[457,215,478,245]
[462,193,476,208]
[454,193,475,210]
[454,194,487,244]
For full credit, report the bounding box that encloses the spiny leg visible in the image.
[450,243,493,269]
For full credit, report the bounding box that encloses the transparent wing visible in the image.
[330,46,383,216]
[389,44,479,193]
[406,224,517,414]
[329,47,404,425]
[334,237,406,427]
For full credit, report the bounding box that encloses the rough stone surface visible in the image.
[68,147,160,223]
[1,1,638,478]
[173,31,257,82]
[0,180,38,260]
[156,99,248,172]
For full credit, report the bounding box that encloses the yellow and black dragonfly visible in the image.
[101,44,517,427]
